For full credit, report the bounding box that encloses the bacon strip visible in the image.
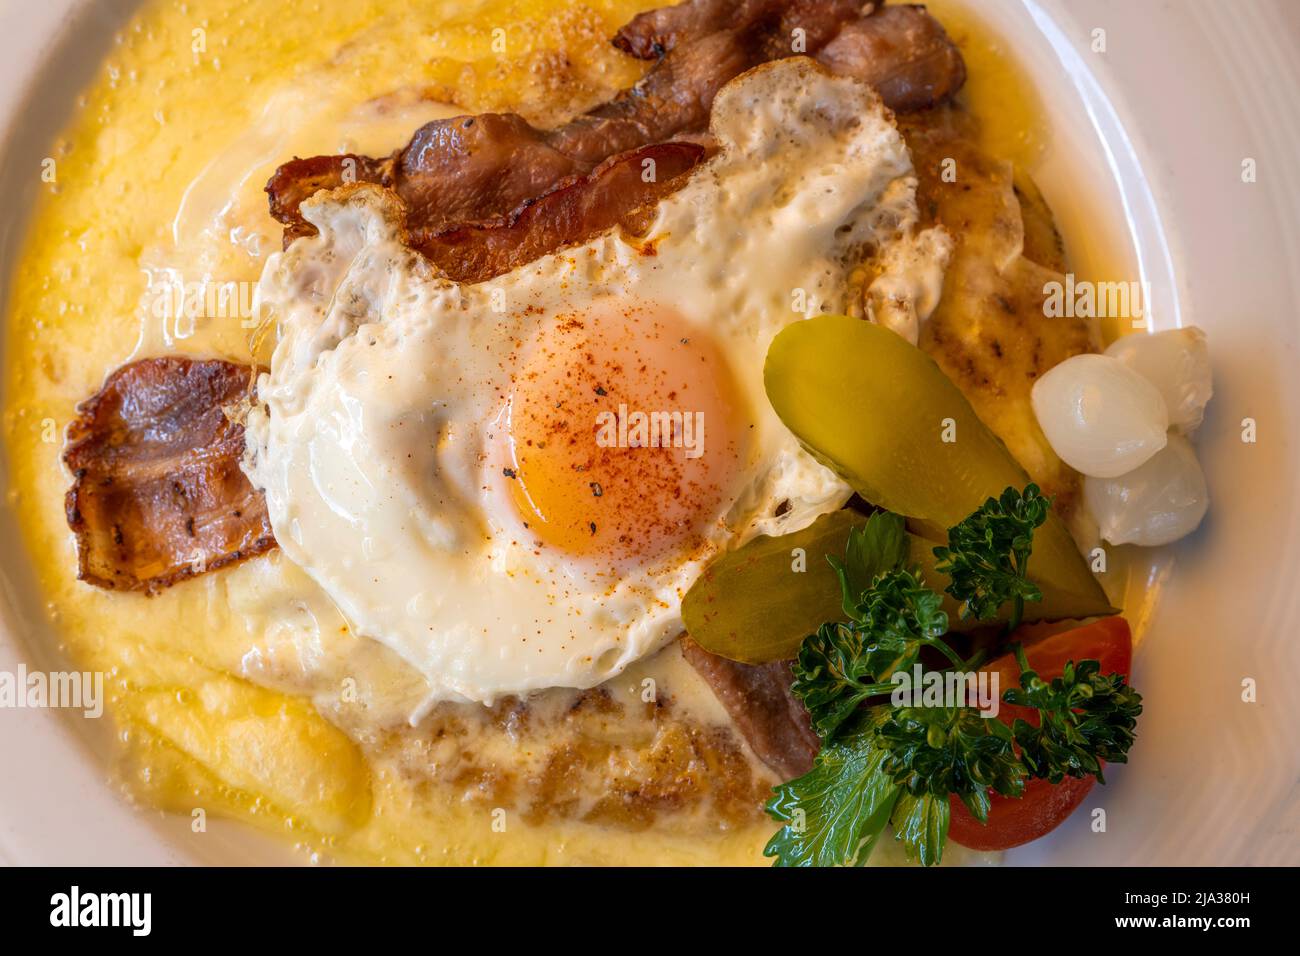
[815,3,967,112]
[419,142,706,283]
[549,0,866,163]
[614,0,879,60]
[680,638,819,778]
[265,13,792,247]
[64,358,274,594]
[266,1,962,256]
[614,0,742,58]
[266,153,391,247]
[265,115,582,250]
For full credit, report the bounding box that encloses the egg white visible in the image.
[244,58,946,708]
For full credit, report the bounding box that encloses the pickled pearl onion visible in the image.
[1084,433,1209,546]
[1031,353,1169,479]
[1105,327,1212,435]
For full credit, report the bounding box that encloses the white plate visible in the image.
[1,0,1297,866]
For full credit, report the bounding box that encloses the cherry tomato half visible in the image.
[947,616,1133,852]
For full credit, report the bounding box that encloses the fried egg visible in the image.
[244,58,946,708]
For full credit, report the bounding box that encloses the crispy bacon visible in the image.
[680,638,819,778]
[613,0,741,58]
[64,358,274,594]
[542,25,768,167]
[398,114,590,242]
[266,1,964,256]
[265,114,589,251]
[815,4,967,112]
[265,153,391,247]
[266,14,792,246]
[614,0,878,60]
[418,142,706,283]
[551,1,863,161]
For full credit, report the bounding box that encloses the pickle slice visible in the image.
[679,513,964,665]
[763,315,1114,621]
[683,510,861,665]
[682,503,1104,664]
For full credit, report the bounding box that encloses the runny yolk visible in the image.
[504,304,746,567]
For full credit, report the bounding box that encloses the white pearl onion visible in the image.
[1084,433,1209,546]
[1105,327,1212,434]
[1031,353,1169,478]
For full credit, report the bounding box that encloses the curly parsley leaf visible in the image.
[789,622,877,741]
[878,705,1025,816]
[1005,650,1144,785]
[764,709,900,867]
[827,511,909,621]
[791,568,950,739]
[933,484,1051,630]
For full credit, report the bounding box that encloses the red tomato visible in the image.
[949,774,1096,851]
[947,616,1133,852]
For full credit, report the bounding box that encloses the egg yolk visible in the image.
[504,305,746,567]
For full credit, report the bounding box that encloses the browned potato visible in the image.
[899,107,1096,516]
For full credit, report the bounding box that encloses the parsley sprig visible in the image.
[933,484,1050,630]
[763,489,1142,868]
[1005,644,1143,785]
[792,566,955,739]
[878,705,1024,822]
